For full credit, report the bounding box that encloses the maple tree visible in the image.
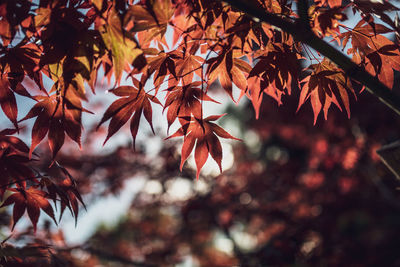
[0,0,400,264]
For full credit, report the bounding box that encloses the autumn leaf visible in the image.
[0,153,35,201]
[242,43,300,118]
[166,114,240,179]
[98,80,162,147]
[249,43,300,96]
[0,0,32,46]
[225,11,273,50]
[310,6,347,38]
[341,20,400,89]
[0,43,41,129]
[163,82,219,131]
[0,43,41,85]
[144,49,178,93]
[351,0,399,31]
[0,78,18,128]
[0,128,30,154]
[20,95,82,159]
[319,0,342,8]
[127,0,174,46]
[341,20,393,58]
[0,187,57,231]
[40,163,85,225]
[207,47,252,101]
[297,59,355,124]
[0,129,36,200]
[173,48,203,86]
[207,48,235,100]
[243,75,269,119]
[99,7,143,83]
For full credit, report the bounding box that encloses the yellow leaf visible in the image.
[100,8,143,83]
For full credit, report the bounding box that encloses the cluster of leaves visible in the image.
[2,93,400,266]
[0,0,399,234]
[0,128,84,232]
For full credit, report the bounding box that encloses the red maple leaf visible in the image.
[164,81,219,130]
[20,95,83,159]
[98,78,162,146]
[0,76,32,129]
[0,128,36,200]
[207,47,252,101]
[143,49,178,93]
[0,186,57,231]
[40,163,85,225]
[167,114,240,179]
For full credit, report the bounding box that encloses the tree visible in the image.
[0,0,400,265]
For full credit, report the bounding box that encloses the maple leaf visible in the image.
[40,162,85,224]
[0,186,57,231]
[0,153,35,200]
[167,114,240,179]
[34,4,104,98]
[0,43,41,128]
[365,43,400,89]
[128,0,174,46]
[0,128,30,154]
[341,20,400,88]
[206,48,233,99]
[341,20,393,58]
[44,56,93,111]
[249,43,300,96]
[98,79,162,146]
[297,59,356,124]
[20,95,82,159]
[163,81,219,131]
[243,75,270,119]
[351,0,399,31]
[144,49,178,93]
[244,43,300,118]
[173,47,203,86]
[0,0,32,46]
[0,129,36,200]
[310,6,347,38]
[0,78,18,128]
[99,7,143,83]
[0,43,41,84]
[226,15,273,52]
[37,5,94,68]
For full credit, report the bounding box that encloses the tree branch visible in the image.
[221,0,400,116]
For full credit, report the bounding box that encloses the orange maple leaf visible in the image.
[341,20,400,88]
[297,59,356,124]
